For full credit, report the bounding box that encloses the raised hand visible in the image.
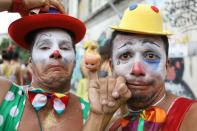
[9,0,65,16]
[88,71,132,115]
[23,0,65,13]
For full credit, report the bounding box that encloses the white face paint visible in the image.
[30,28,75,91]
[112,34,167,107]
[32,29,75,65]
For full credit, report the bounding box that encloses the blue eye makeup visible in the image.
[144,51,160,64]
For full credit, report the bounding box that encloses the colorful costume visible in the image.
[109,97,196,131]
[0,84,90,131]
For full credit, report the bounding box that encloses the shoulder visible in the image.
[180,100,197,130]
[0,77,12,103]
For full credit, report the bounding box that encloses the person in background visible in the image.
[0,50,12,77]
[9,51,24,85]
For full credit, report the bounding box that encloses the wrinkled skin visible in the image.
[29,28,75,92]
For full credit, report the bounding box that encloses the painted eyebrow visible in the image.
[59,40,72,48]
[35,39,51,47]
[118,41,133,49]
[142,40,160,48]
[35,33,51,46]
[59,39,72,44]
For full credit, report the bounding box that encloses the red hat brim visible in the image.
[8,14,86,49]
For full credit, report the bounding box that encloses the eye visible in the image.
[119,52,132,61]
[144,52,160,62]
[40,46,50,50]
[60,47,69,50]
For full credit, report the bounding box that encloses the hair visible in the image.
[99,39,111,61]
[25,28,76,54]
[11,51,19,60]
[1,50,12,61]
[109,31,169,58]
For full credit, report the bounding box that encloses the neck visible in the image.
[31,80,70,93]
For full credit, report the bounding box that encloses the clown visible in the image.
[83,4,197,131]
[0,8,89,131]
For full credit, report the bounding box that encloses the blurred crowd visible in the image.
[0,45,31,85]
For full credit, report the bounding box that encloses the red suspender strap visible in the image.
[162,97,196,131]
[109,118,122,131]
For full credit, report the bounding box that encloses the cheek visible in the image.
[112,60,132,76]
[144,61,167,80]
[62,51,75,64]
[32,50,51,64]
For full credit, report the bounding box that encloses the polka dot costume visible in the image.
[79,98,90,123]
[0,84,90,130]
[0,84,26,131]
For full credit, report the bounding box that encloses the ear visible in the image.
[28,57,32,64]
[27,57,33,73]
[109,58,113,70]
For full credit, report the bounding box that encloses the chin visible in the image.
[129,88,153,101]
[44,75,69,85]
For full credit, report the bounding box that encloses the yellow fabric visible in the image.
[111,4,172,35]
[76,79,89,102]
[1,64,15,79]
[140,106,166,123]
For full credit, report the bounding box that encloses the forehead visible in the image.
[33,28,72,44]
[113,33,164,48]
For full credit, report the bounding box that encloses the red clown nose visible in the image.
[131,62,145,76]
[50,50,62,59]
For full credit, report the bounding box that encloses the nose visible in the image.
[131,62,145,76]
[50,50,62,59]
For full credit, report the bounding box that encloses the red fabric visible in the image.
[109,118,122,131]
[162,97,196,131]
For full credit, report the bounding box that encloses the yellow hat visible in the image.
[111,4,172,35]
